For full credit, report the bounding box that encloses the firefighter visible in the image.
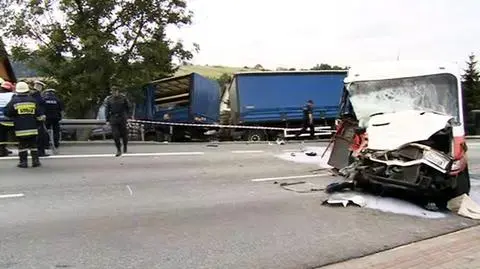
[105,86,131,157]
[0,81,15,157]
[31,80,49,156]
[5,82,45,168]
[295,100,315,139]
[42,88,64,149]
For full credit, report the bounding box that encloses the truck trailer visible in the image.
[93,72,221,142]
[219,70,347,141]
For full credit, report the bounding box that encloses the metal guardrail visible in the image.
[60,119,107,129]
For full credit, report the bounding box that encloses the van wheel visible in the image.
[247,130,265,142]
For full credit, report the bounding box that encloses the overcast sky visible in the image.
[166,0,480,69]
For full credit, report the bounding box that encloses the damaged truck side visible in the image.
[328,61,470,207]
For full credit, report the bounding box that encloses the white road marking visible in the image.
[282,149,302,152]
[231,150,265,154]
[0,193,25,199]
[126,185,133,196]
[250,173,331,182]
[0,152,205,160]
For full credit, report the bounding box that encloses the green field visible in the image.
[175,64,252,78]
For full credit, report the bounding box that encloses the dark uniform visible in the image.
[295,100,315,139]
[31,90,49,156]
[105,93,131,156]
[5,92,45,168]
[42,90,64,148]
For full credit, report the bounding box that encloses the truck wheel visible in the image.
[247,131,265,142]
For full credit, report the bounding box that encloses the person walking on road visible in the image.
[105,86,131,157]
[42,88,64,149]
[5,82,45,168]
[295,100,315,139]
[0,81,15,157]
[31,80,49,156]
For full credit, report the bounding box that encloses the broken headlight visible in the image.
[423,150,451,170]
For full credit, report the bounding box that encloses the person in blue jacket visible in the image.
[31,80,49,156]
[295,100,315,139]
[42,88,64,149]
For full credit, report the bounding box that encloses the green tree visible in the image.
[216,73,232,92]
[311,63,348,70]
[462,53,480,116]
[0,0,198,118]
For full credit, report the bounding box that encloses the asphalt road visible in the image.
[1,141,480,269]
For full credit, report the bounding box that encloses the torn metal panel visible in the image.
[366,110,454,150]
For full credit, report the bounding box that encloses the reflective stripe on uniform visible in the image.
[15,129,38,136]
[0,122,13,126]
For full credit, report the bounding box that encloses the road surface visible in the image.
[1,141,479,269]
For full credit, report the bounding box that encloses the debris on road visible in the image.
[322,191,447,218]
[278,181,326,193]
[447,194,480,219]
[276,146,332,168]
[323,193,367,207]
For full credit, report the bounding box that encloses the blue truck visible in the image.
[92,72,221,142]
[219,70,348,141]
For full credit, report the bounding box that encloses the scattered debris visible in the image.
[279,181,326,193]
[276,146,332,168]
[206,144,219,147]
[279,181,306,187]
[447,194,480,220]
[323,193,367,207]
[325,181,355,193]
[322,191,447,218]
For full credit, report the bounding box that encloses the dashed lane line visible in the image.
[0,193,25,199]
[231,150,265,154]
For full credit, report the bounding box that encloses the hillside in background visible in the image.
[11,61,346,81]
[11,61,252,80]
[176,64,251,78]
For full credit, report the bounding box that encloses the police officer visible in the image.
[105,86,131,157]
[42,88,64,149]
[295,100,315,139]
[31,80,49,156]
[5,82,45,168]
[0,81,15,157]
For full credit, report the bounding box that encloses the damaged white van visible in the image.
[329,61,470,208]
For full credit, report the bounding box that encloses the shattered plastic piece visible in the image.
[325,181,355,193]
[447,194,480,220]
[323,193,367,207]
